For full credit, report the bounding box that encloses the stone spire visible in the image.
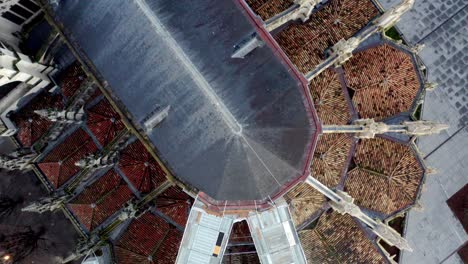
[21,194,70,214]
[0,149,35,171]
[34,107,86,123]
[75,152,118,170]
[265,0,320,32]
[61,235,105,264]
[322,119,448,138]
[305,176,412,251]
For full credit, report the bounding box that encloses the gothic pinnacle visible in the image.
[34,107,86,123]
[322,119,448,138]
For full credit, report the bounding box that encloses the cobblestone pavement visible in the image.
[377,0,468,263]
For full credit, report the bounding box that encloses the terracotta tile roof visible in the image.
[86,98,125,147]
[118,140,167,194]
[11,92,63,147]
[154,228,183,264]
[229,220,253,243]
[299,211,387,263]
[115,212,168,263]
[312,133,354,188]
[283,182,326,227]
[345,137,424,215]
[343,44,421,120]
[68,169,133,231]
[155,186,193,227]
[275,0,379,73]
[245,0,295,21]
[57,61,87,99]
[223,253,261,264]
[37,128,98,188]
[309,69,351,125]
[114,212,182,264]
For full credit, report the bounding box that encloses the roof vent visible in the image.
[143,105,170,132]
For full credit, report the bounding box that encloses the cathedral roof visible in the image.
[343,43,423,120]
[56,61,87,99]
[274,0,379,73]
[11,91,63,147]
[312,133,355,188]
[155,186,193,227]
[53,0,319,202]
[118,140,167,194]
[114,212,182,264]
[309,69,353,125]
[86,98,126,147]
[299,211,387,263]
[68,169,134,231]
[37,128,98,188]
[345,136,425,216]
[245,0,295,20]
[284,182,326,227]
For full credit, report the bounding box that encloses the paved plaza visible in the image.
[378,0,468,263]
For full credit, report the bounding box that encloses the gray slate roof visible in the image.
[53,0,317,201]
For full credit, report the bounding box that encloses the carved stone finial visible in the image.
[411,43,425,54]
[75,152,118,169]
[424,82,438,91]
[329,190,362,217]
[330,37,361,65]
[118,202,138,221]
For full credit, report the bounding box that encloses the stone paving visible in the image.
[377,0,468,263]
